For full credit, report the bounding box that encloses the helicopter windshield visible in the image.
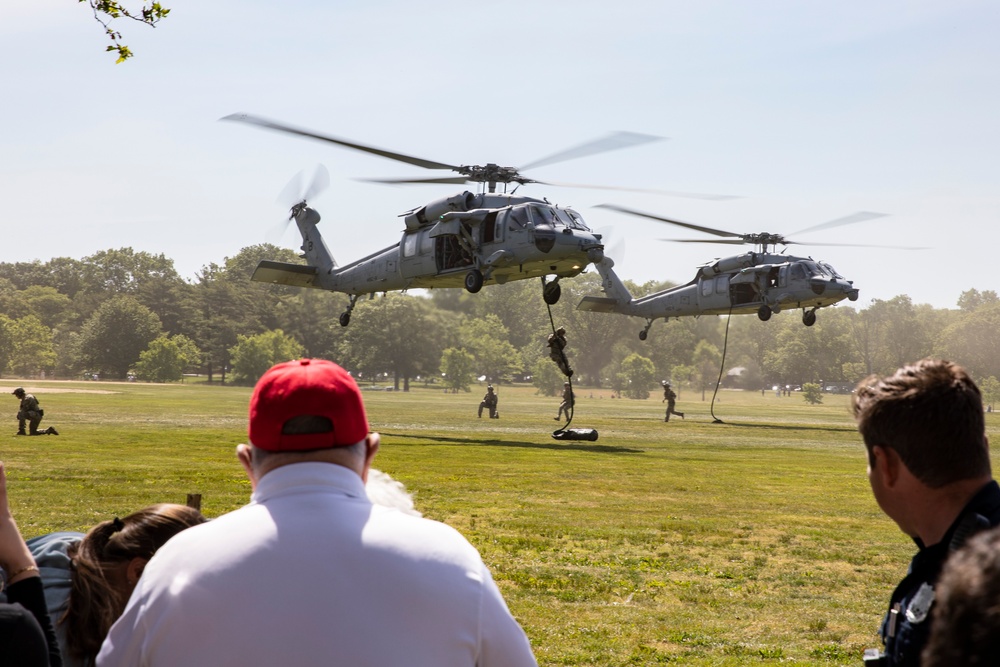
[529,205,557,226]
[801,260,835,279]
[819,261,844,279]
[556,208,590,231]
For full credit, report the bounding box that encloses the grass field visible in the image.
[2,379,998,665]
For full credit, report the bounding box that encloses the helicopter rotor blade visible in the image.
[518,131,664,171]
[276,170,305,209]
[221,113,460,171]
[783,240,929,250]
[660,238,746,245]
[790,211,889,236]
[359,176,473,185]
[303,164,330,202]
[535,180,740,200]
[598,204,743,237]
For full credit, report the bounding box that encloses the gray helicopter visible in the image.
[578,204,921,339]
[223,114,708,327]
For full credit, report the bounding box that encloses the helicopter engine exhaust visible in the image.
[404,192,476,230]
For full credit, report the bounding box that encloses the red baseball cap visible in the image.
[249,359,370,451]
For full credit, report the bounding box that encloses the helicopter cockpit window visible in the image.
[715,275,729,294]
[790,263,806,280]
[820,262,843,279]
[799,261,834,279]
[556,208,589,231]
[530,205,557,227]
[509,206,530,228]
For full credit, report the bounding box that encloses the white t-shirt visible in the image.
[97,462,537,667]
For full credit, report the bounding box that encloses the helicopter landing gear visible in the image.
[802,308,817,327]
[541,276,561,305]
[339,295,359,327]
[757,305,772,321]
[639,319,654,341]
[464,269,484,293]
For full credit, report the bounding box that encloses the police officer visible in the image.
[852,359,1000,666]
[478,385,499,419]
[12,388,57,436]
[662,381,684,422]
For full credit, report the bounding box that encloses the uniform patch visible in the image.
[905,582,935,624]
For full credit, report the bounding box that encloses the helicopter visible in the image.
[223,114,693,327]
[577,204,920,339]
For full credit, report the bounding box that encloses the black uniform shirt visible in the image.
[879,480,1000,666]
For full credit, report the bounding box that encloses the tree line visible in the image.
[0,246,998,404]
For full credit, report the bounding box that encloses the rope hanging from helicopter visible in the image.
[709,303,735,424]
[544,296,575,431]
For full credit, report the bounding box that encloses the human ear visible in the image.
[361,433,380,483]
[872,445,900,488]
[126,557,148,587]
[237,444,257,490]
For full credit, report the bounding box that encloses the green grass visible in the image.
[2,379,998,666]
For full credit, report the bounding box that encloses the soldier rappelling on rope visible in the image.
[547,327,573,378]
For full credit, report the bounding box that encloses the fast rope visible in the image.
[709,303,735,424]
[545,289,574,430]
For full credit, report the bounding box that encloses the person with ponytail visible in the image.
[23,504,205,667]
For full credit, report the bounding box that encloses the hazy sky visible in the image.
[2,1,997,310]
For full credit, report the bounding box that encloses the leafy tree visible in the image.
[978,376,999,411]
[339,294,446,391]
[193,265,262,383]
[440,348,475,393]
[693,340,722,401]
[531,356,565,397]
[20,286,73,330]
[78,296,162,379]
[620,353,656,399]
[936,302,1000,381]
[8,316,57,377]
[134,334,200,382]
[468,280,549,352]
[802,383,823,405]
[271,289,351,360]
[0,279,32,321]
[957,289,999,312]
[0,315,15,377]
[82,0,171,63]
[458,315,523,384]
[229,330,305,386]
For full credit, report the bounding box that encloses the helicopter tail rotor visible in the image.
[268,165,332,252]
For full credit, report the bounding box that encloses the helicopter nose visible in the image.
[810,279,827,296]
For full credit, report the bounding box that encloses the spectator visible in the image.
[852,358,1000,666]
[922,525,1000,666]
[98,358,537,666]
[0,461,61,666]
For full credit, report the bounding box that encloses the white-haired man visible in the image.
[97,358,537,666]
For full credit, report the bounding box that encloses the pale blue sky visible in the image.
[2,1,997,309]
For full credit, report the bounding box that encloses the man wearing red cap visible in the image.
[97,358,537,666]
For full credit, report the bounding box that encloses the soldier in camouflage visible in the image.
[13,388,57,436]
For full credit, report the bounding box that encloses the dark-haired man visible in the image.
[852,358,1000,666]
[98,358,537,666]
[921,525,1000,666]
